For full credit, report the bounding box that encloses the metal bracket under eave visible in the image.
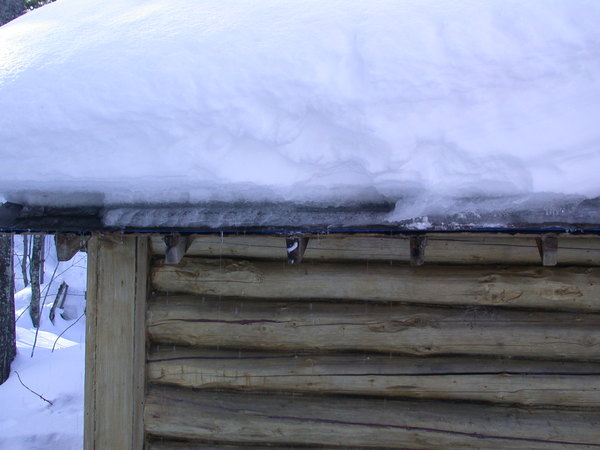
[55,233,90,262]
[286,235,309,264]
[164,234,192,265]
[409,235,427,266]
[536,234,558,266]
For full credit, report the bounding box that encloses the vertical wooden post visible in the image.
[84,235,149,450]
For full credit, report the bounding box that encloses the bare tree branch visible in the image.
[14,371,53,406]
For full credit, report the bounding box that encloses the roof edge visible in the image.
[2,202,600,235]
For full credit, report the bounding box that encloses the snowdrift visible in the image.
[1,0,599,223]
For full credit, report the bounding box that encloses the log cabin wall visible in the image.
[91,233,600,449]
[145,233,600,448]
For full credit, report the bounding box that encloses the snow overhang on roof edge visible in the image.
[1,200,600,235]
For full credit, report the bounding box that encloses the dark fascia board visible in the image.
[1,201,600,235]
[0,202,104,233]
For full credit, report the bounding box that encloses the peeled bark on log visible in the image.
[147,296,600,360]
[144,385,600,449]
[150,234,600,266]
[152,258,600,311]
[147,347,600,407]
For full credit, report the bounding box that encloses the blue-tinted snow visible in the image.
[1,0,599,226]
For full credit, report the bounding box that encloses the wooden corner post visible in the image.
[84,235,149,450]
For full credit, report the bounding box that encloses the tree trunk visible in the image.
[0,234,16,385]
[49,281,67,324]
[21,235,28,287]
[0,0,24,26]
[39,235,45,284]
[29,235,44,328]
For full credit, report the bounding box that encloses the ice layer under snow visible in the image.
[1,0,600,223]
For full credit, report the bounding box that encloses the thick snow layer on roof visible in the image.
[1,0,599,223]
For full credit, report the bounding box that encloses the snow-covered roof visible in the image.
[1,0,599,230]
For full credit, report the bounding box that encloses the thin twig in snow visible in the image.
[15,304,30,323]
[52,311,85,353]
[14,371,53,406]
[52,255,86,281]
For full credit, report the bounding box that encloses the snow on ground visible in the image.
[0,238,86,450]
[1,0,599,213]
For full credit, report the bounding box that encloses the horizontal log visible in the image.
[152,258,600,311]
[145,386,600,449]
[147,297,600,360]
[150,234,600,265]
[147,348,600,407]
